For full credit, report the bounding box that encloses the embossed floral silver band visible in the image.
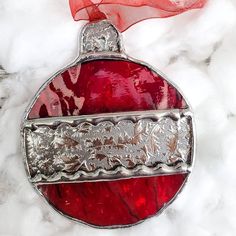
[23,109,193,184]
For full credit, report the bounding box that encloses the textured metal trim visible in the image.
[23,109,193,184]
[80,20,123,54]
[24,109,189,127]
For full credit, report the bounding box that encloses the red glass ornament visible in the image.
[28,59,189,227]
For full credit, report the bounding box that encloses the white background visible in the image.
[0,0,236,235]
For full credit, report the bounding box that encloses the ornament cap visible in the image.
[80,20,123,55]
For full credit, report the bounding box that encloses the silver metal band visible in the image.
[23,109,193,184]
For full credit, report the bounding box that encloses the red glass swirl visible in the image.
[69,0,207,31]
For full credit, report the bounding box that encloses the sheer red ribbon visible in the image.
[69,0,207,32]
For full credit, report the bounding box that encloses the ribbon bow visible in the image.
[69,0,207,32]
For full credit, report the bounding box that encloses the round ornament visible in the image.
[22,21,194,228]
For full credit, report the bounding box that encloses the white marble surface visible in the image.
[0,0,236,235]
